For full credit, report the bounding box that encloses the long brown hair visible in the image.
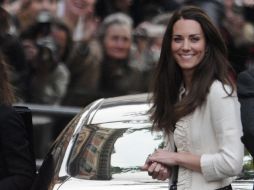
[150,6,234,134]
[0,52,15,105]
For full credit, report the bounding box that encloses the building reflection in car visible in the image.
[67,123,163,180]
[31,99,164,190]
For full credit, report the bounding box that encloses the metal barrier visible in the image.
[15,103,82,117]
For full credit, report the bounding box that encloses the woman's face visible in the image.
[171,19,206,77]
[103,24,132,60]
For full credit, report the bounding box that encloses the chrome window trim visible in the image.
[58,99,105,177]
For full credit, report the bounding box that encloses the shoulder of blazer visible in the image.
[209,81,234,99]
[0,105,15,121]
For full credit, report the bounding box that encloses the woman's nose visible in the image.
[182,39,191,50]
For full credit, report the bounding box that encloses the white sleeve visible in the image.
[200,83,244,181]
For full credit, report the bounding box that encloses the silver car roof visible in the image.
[90,93,152,125]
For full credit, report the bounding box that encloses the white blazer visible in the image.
[167,81,244,190]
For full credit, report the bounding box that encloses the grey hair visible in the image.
[98,12,133,40]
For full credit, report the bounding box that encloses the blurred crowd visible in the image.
[0,0,254,107]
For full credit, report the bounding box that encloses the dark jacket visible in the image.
[99,57,142,98]
[237,69,254,157]
[0,105,36,190]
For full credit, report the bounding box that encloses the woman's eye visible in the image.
[173,37,182,43]
[191,37,200,42]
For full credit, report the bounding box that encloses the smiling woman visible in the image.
[143,5,244,190]
[103,23,132,60]
[171,19,206,80]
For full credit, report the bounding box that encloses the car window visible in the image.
[33,102,96,190]
[33,112,83,189]
[111,128,163,175]
[67,121,164,180]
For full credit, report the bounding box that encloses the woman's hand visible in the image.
[141,154,171,181]
[148,162,171,180]
[148,149,202,172]
[149,149,178,166]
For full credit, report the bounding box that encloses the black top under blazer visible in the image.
[0,105,36,190]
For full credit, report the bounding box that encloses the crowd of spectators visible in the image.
[0,0,254,107]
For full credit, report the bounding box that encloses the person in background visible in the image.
[60,36,102,107]
[59,0,101,107]
[57,0,98,42]
[140,0,180,24]
[20,27,70,105]
[0,51,36,190]
[13,0,58,34]
[29,38,70,105]
[51,18,73,64]
[0,0,25,15]
[222,1,254,74]
[20,11,73,65]
[98,12,142,97]
[131,21,166,92]
[184,0,224,28]
[142,6,243,190]
[54,0,102,108]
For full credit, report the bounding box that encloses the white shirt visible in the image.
[168,81,244,190]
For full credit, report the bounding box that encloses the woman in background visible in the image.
[98,12,142,97]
